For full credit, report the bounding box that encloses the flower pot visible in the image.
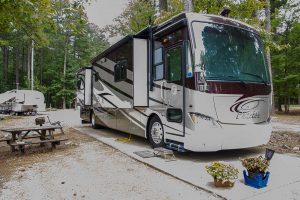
[214,178,235,187]
[243,170,270,189]
[248,171,265,179]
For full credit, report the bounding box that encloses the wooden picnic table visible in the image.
[0,125,67,153]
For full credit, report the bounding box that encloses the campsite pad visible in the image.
[76,127,300,200]
[133,150,156,158]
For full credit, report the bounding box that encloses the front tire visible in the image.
[148,116,165,148]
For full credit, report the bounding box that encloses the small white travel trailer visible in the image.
[77,13,272,152]
[0,90,46,114]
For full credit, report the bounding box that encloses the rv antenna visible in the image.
[220,7,230,17]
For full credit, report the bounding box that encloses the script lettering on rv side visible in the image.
[230,99,265,120]
[236,110,260,120]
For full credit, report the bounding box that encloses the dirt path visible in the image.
[0,116,218,200]
[268,111,300,156]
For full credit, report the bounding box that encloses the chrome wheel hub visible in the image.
[150,122,163,144]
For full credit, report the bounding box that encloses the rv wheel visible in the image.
[91,112,99,128]
[148,116,165,148]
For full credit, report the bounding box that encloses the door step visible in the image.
[165,140,186,152]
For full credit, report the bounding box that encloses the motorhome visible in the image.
[77,13,272,152]
[0,90,46,115]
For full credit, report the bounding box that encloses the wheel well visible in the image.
[146,113,159,140]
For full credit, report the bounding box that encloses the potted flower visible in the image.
[241,156,270,188]
[206,161,239,187]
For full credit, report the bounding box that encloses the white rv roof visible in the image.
[185,13,257,32]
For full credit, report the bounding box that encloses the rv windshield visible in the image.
[192,22,270,83]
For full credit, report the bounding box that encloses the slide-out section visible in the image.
[133,38,148,107]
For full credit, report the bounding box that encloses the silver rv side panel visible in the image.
[133,38,148,107]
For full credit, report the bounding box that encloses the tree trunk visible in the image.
[278,96,282,112]
[31,40,34,90]
[184,0,193,12]
[284,94,289,113]
[283,24,290,113]
[22,46,26,76]
[264,0,274,112]
[40,48,43,85]
[159,0,168,12]
[73,38,76,59]
[2,46,9,83]
[63,37,68,109]
[15,40,21,90]
[27,42,32,82]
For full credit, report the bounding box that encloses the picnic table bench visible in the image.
[0,125,67,153]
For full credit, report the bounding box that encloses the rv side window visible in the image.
[166,46,182,82]
[154,48,163,64]
[114,60,127,82]
[167,108,182,123]
[153,48,164,80]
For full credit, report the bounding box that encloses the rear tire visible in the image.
[91,112,99,129]
[148,116,165,148]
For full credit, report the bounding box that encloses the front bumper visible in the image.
[183,122,272,152]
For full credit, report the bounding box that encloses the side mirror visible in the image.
[195,67,205,83]
[184,40,193,78]
[195,50,206,83]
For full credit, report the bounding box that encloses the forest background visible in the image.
[0,0,299,112]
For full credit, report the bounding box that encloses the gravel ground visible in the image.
[267,110,300,156]
[0,141,218,200]
[264,131,300,156]
[0,111,218,200]
[0,109,299,199]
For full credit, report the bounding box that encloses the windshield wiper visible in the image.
[207,75,236,80]
[240,72,268,85]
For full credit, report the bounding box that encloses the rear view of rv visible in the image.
[77,13,272,152]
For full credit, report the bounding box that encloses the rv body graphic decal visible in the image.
[230,98,265,120]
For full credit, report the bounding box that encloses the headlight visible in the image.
[189,112,221,128]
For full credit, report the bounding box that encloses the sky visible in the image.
[85,0,128,28]
[85,0,129,44]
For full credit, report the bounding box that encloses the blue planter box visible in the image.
[243,170,270,189]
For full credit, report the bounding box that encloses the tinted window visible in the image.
[153,48,164,80]
[166,46,182,82]
[154,48,163,65]
[106,40,133,71]
[93,73,104,91]
[154,64,164,80]
[167,108,182,123]
[114,60,127,82]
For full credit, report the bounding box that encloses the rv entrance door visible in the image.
[163,42,186,137]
